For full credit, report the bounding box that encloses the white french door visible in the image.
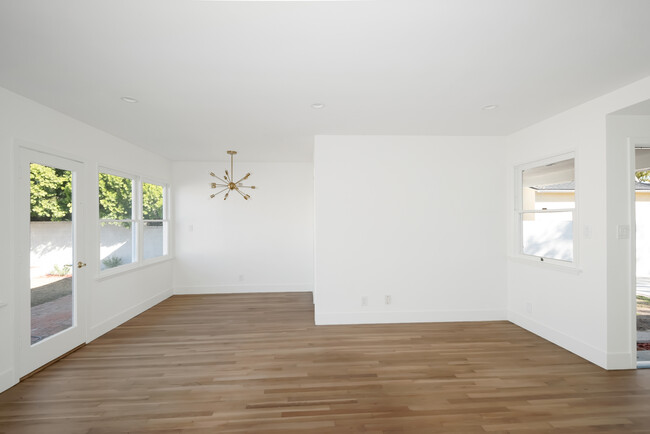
[16,147,87,377]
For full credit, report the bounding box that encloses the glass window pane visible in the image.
[143,183,164,220]
[143,221,167,260]
[522,158,575,211]
[100,221,134,270]
[522,211,573,262]
[29,163,73,344]
[99,173,133,219]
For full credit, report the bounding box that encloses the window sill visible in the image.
[96,255,174,281]
[507,255,582,275]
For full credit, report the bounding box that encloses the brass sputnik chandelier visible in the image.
[209,150,256,200]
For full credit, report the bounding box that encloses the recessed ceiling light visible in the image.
[121,96,138,104]
[311,103,325,109]
[482,104,498,111]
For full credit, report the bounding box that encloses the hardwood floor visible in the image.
[1,293,650,433]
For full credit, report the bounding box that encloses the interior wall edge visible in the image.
[87,289,173,342]
[508,311,614,369]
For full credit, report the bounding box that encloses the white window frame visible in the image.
[98,168,171,278]
[515,152,579,268]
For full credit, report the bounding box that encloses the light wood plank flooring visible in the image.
[1,293,650,433]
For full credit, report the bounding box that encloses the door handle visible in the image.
[77,261,87,268]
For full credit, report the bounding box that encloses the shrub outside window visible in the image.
[518,156,576,264]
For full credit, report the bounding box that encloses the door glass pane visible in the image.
[522,211,573,262]
[29,163,74,345]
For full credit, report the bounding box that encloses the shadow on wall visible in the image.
[30,221,164,272]
[523,221,573,262]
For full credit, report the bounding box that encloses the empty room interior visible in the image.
[3,0,650,432]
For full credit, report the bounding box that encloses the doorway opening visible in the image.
[636,147,650,368]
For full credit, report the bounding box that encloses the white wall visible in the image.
[314,136,507,325]
[506,76,650,370]
[173,161,314,294]
[0,87,173,392]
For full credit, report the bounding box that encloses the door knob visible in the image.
[77,261,87,268]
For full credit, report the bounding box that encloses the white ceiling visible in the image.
[2,0,650,162]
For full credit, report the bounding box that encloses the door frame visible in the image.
[14,145,88,377]
[629,137,650,369]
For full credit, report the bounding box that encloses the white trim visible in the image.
[97,166,137,182]
[630,138,650,370]
[95,255,174,281]
[0,369,17,394]
[175,284,314,295]
[87,288,173,342]
[508,311,611,369]
[315,309,507,326]
[607,352,636,370]
[507,255,582,274]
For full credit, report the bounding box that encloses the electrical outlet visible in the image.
[361,296,368,306]
[238,274,244,282]
[385,295,392,305]
[526,302,532,314]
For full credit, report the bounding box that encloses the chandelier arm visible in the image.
[231,153,234,181]
[210,187,229,198]
[233,173,250,184]
[238,185,255,189]
[234,188,250,200]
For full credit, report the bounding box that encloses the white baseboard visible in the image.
[507,311,628,369]
[607,351,637,370]
[175,284,313,295]
[315,308,506,325]
[0,368,17,394]
[88,289,173,342]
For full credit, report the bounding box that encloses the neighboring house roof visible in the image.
[532,181,650,191]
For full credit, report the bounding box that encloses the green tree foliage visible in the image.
[637,170,650,183]
[31,169,163,222]
[98,173,132,220]
[143,183,164,220]
[30,164,72,221]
